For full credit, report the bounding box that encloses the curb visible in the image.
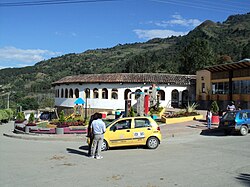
[3,132,87,142]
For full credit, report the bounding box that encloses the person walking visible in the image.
[206,109,212,129]
[87,113,98,156]
[90,113,106,159]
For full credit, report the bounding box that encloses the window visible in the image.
[65,89,68,98]
[233,81,240,94]
[111,88,118,99]
[75,88,79,98]
[93,88,99,98]
[202,83,205,93]
[158,90,165,100]
[124,89,131,100]
[212,82,229,94]
[61,88,64,98]
[102,88,108,99]
[110,119,131,131]
[85,88,90,98]
[134,119,151,128]
[69,89,73,98]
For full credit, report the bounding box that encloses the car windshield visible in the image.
[222,111,236,120]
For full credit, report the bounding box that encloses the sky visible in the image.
[0,0,249,69]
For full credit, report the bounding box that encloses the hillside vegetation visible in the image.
[0,13,250,110]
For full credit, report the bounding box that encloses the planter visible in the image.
[161,115,203,124]
[211,115,220,124]
[56,127,64,134]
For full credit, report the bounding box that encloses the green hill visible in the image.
[0,12,249,110]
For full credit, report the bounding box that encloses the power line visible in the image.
[0,0,124,7]
[151,0,249,13]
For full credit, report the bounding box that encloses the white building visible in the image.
[52,73,196,111]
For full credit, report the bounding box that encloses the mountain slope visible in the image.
[0,12,249,109]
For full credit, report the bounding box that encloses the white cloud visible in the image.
[134,29,187,40]
[0,46,60,67]
[155,14,202,27]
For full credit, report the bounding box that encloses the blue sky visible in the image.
[0,0,249,69]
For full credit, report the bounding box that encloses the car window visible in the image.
[239,112,250,119]
[134,119,151,128]
[222,112,236,120]
[110,119,131,131]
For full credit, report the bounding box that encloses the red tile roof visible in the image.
[52,73,196,86]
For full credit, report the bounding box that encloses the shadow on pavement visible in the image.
[66,148,89,157]
[236,173,250,186]
[79,145,89,150]
[200,128,226,136]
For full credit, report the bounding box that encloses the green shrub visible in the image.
[128,107,135,117]
[5,109,14,120]
[186,102,199,113]
[16,112,25,122]
[211,101,219,115]
[0,110,9,122]
[59,111,65,122]
[28,113,35,124]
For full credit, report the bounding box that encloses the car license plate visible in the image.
[224,122,228,125]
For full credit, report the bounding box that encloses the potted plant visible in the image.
[56,111,66,134]
[210,101,220,124]
[25,113,37,133]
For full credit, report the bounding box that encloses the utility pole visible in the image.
[7,92,10,109]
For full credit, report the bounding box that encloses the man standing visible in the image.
[206,109,212,129]
[90,113,106,159]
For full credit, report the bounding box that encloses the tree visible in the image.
[179,39,216,74]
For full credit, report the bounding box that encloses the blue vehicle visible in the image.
[219,109,250,136]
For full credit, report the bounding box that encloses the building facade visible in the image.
[52,73,196,112]
[196,59,250,110]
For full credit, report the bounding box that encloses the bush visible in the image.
[26,112,36,126]
[128,107,135,117]
[5,109,14,120]
[16,112,25,123]
[0,110,9,122]
[211,101,219,115]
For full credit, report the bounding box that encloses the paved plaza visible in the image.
[0,120,249,187]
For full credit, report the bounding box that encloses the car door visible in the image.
[130,118,153,145]
[107,119,133,147]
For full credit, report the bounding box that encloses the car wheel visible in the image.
[146,137,159,149]
[101,140,108,151]
[240,125,248,136]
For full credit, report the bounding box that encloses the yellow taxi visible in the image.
[90,116,162,151]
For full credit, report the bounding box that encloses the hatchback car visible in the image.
[89,116,162,150]
[219,109,250,136]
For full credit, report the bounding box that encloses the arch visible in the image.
[171,89,179,108]
[124,89,132,100]
[75,88,79,98]
[135,89,142,100]
[158,90,165,101]
[85,88,90,98]
[102,88,108,99]
[69,88,73,98]
[111,88,118,99]
[61,88,64,98]
[93,88,99,99]
[65,89,68,98]
[182,90,189,107]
